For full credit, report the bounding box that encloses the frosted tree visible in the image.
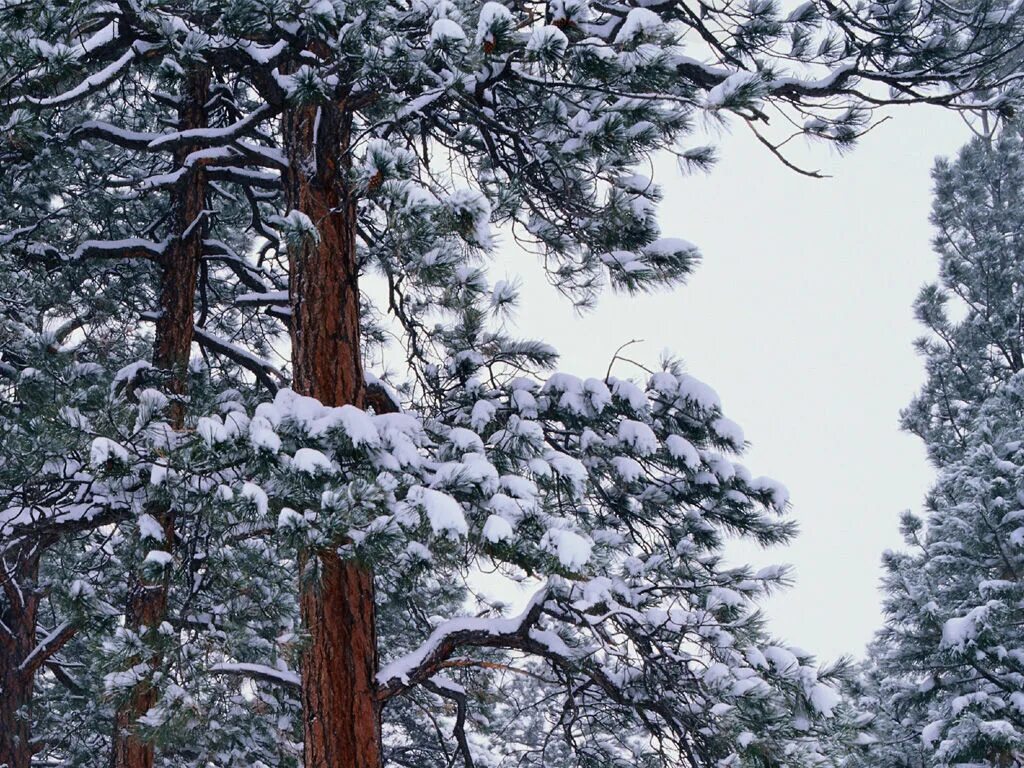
[860,123,1024,768]
[0,6,288,767]
[0,42,151,764]
[3,1,1024,767]
[902,123,1024,463]
[863,383,1024,768]
[0,257,129,768]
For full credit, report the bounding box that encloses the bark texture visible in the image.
[284,100,365,407]
[110,66,210,768]
[0,665,33,768]
[283,98,382,768]
[0,555,40,768]
[298,551,380,768]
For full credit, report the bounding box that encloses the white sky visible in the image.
[498,104,974,663]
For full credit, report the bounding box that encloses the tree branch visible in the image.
[376,588,549,701]
[208,661,300,689]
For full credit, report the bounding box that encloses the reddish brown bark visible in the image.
[0,555,40,768]
[0,664,33,768]
[109,515,175,768]
[283,98,382,768]
[110,66,210,768]
[298,551,380,768]
[0,548,76,768]
[283,100,365,407]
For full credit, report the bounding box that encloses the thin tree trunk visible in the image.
[0,555,40,768]
[0,665,33,768]
[283,98,383,768]
[110,66,210,768]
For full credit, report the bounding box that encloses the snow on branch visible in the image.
[26,43,150,107]
[68,121,160,151]
[376,588,551,701]
[767,63,860,99]
[231,140,288,171]
[1,499,130,553]
[18,621,76,677]
[146,103,276,151]
[71,238,168,262]
[209,662,300,689]
[235,290,288,307]
[673,58,862,101]
[206,165,281,190]
[192,327,285,393]
[202,240,274,294]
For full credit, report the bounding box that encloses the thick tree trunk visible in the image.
[110,66,209,768]
[298,552,380,768]
[0,556,39,768]
[283,99,382,768]
[284,102,365,406]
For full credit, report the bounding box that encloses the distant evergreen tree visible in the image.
[902,123,1024,464]
[859,123,1024,768]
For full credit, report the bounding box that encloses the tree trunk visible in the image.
[0,658,33,768]
[298,551,380,768]
[284,102,365,407]
[110,66,209,768]
[283,98,383,768]
[0,555,40,768]
[110,511,174,768]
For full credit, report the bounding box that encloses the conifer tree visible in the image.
[0,7,285,766]
[860,123,1024,768]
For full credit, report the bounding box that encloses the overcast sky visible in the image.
[498,104,975,663]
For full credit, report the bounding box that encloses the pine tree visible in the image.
[0,6,286,766]
[861,123,1024,768]
[0,30,152,762]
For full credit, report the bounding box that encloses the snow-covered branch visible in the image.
[202,240,276,294]
[68,121,160,151]
[26,43,149,107]
[208,662,300,689]
[147,103,276,151]
[376,589,550,701]
[0,499,130,553]
[193,327,285,393]
[71,238,168,262]
[18,621,76,678]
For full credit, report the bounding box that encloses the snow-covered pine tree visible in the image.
[0,160,150,768]
[901,123,1024,463]
[195,3,1024,765]
[4,1,1024,767]
[0,7,289,766]
[0,21,157,762]
[859,122,1024,768]
[0,257,125,768]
